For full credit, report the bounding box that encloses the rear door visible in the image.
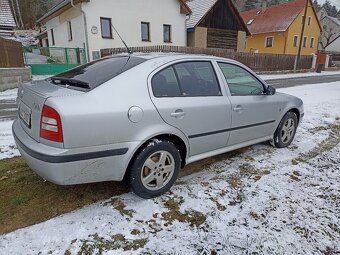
[149,60,232,156]
[217,62,279,146]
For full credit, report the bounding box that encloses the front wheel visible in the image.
[272,112,298,148]
[128,140,181,199]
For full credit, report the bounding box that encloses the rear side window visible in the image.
[152,67,181,97]
[50,56,146,90]
[152,61,221,97]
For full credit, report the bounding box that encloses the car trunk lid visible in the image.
[17,79,84,143]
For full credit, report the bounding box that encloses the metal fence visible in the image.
[101,45,313,72]
[23,46,87,75]
[0,38,25,68]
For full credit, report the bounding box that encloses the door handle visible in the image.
[233,105,243,112]
[170,110,186,118]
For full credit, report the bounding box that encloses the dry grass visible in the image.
[0,147,252,235]
[0,157,128,234]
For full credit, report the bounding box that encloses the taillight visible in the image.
[40,105,63,143]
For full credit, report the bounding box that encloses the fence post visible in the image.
[65,48,69,65]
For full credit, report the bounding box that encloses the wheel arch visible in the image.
[287,108,301,124]
[123,133,188,181]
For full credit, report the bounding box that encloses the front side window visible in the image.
[151,61,221,97]
[266,37,273,47]
[163,24,171,43]
[218,62,264,96]
[100,17,112,39]
[141,22,150,41]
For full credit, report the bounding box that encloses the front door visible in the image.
[217,62,279,146]
[149,60,232,156]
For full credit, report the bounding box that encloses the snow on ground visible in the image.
[259,70,340,80]
[0,82,340,254]
[0,88,17,101]
[0,121,19,160]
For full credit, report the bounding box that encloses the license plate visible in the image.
[19,102,31,128]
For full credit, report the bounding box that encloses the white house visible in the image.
[317,8,340,49]
[37,0,191,61]
[325,35,340,52]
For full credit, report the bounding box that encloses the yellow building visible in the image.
[240,0,322,55]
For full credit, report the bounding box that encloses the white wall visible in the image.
[46,14,86,50]
[319,16,340,49]
[326,37,340,52]
[82,0,187,60]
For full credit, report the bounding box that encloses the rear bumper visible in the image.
[12,119,136,185]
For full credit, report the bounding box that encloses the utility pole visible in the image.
[294,0,309,72]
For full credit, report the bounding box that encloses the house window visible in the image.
[67,21,73,41]
[302,15,305,24]
[308,16,312,26]
[163,24,171,43]
[265,37,273,47]
[293,35,298,47]
[100,17,113,39]
[310,37,315,48]
[50,29,55,46]
[141,22,150,41]
[303,36,308,47]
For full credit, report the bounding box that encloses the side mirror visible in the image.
[266,85,276,95]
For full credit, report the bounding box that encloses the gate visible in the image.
[23,46,87,75]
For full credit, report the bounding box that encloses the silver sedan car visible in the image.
[13,54,303,198]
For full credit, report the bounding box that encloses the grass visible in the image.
[105,197,135,218]
[292,123,340,165]
[161,196,207,227]
[77,233,148,254]
[0,146,252,234]
[0,157,128,234]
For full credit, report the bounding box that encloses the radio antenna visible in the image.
[111,24,133,54]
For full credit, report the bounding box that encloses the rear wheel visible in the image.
[272,112,298,148]
[128,140,181,199]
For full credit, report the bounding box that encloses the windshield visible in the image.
[49,56,146,90]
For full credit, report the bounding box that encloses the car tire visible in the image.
[128,140,181,199]
[272,111,298,148]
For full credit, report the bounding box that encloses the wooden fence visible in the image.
[101,45,313,72]
[0,38,25,68]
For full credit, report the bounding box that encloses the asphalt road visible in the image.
[265,73,340,88]
[1,74,340,121]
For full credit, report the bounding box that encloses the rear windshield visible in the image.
[49,56,146,90]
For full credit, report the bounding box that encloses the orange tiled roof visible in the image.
[240,0,320,35]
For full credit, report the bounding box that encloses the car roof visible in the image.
[106,52,234,62]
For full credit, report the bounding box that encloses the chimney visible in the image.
[262,0,267,13]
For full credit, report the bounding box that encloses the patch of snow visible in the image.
[32,75,52,81]
[0,89,17,101]
[0,82,339,254]
[0,120,19,160]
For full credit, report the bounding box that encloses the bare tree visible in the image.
[319,26,337,49]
